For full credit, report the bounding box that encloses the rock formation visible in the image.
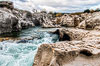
[33,13,61,28]
[0,1,35,34]
[1,1,100,66]
[0,1,13,9]
[33,27,100,66]
[78,12,100,30]
[60,14,82,27]
[33,41,100,66]
[0,8,20,34]
[33,12,100,66]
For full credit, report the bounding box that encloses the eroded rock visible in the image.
[78,12,100,30]
[0,1,35,34]
[60,14,82,27]
[34,26,100,66]
[0,1,13,9]
[33,41,100,66]
[0,8,20,34]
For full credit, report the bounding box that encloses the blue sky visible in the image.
[8,0,100,13]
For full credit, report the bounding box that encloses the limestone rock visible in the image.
[33,13,61,28]
[0,8,21,34]
[54,27,100,41]
[54,28,89,41]
[0,1,14,9]
[12,9,35,29]
[33,41,100,66]
[0,1,35,34]
[60,14,82,27]
[78,12,100,30]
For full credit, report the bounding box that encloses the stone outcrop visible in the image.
[78,12,100,30]
[54,28,89,41]
[33,41,100,66]
[0,1,35,34]
[60,14,82,27]
[12,9,35,29]
[53,12,100,29]
[33,13,61,28]
[0,8,20,34]
[0,1,13,9]
[54,28,100,41]
[0,1,62,34]
[33,27,100,66]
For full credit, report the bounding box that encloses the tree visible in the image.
[95,8,100,12]
[84,9,90,13]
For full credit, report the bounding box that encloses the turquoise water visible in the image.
[0,27,59,66]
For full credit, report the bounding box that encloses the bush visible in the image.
[56,13,63,17]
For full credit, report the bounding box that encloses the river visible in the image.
[0,27,59,66]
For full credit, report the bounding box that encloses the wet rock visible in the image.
[17,40,28,43]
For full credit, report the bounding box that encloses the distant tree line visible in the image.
[84,8,100,13]
[37,8,100,17]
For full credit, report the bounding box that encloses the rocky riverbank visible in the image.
[33,4,100,66]
[0,1,59,35]
[1,1,100,66]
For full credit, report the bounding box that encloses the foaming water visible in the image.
[0,27,59,66]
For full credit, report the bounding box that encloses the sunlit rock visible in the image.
[78,12,100,30]
[33,41,100,66]
[60,14,82,27]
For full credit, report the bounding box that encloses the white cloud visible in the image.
[90,4,100,10]
[10,0,100,13]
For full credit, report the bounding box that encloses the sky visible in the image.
[1,0,100,13]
